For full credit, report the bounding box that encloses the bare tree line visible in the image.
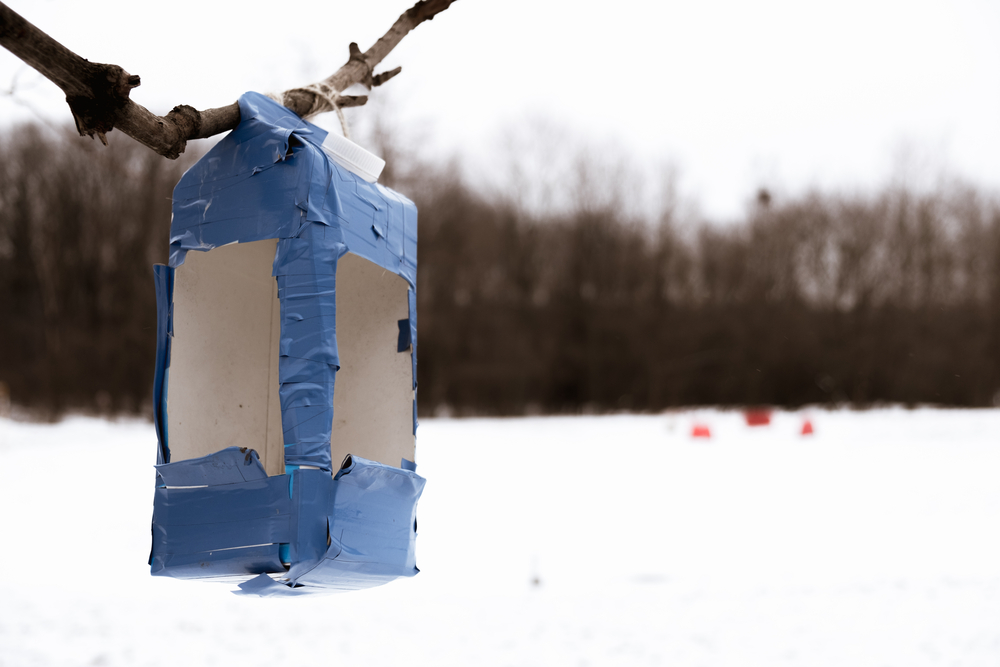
[2,120,999,418]
[0,123,191,416]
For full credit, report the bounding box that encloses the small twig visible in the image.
[372,67,402,87]
[2,66,69,138]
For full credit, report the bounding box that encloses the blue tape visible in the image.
[408,288,417,390]
[237,573,302,596]
[409,287,418,433]
[397,319,411,353]
[152,265,174,464]
[154,446,267,487]
[292,456,424,591]
[236,456,425,596]
[151,475,294,579]
[152,545,286,580]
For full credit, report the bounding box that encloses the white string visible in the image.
[280,83,352,139]
[334,100,351,140]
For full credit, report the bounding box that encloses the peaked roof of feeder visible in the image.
[169,91,416,290]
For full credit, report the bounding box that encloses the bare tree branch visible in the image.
[0,0,458,158]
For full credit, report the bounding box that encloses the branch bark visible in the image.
[0,0,457,158]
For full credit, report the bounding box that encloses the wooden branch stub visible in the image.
[0,0,459,158]
[347,41,376,89]
[66,62,140,144]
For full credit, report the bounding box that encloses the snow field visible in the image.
[0,408,998,666]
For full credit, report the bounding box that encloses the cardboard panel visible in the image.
[167,240,285,476]
[332,253,415,468]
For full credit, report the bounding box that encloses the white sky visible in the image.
[1,0,998,220]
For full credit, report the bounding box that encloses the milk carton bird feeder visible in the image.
[149,93,423,596]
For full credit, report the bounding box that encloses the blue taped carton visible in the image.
[149,93,423,593]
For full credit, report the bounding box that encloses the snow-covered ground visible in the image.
[1,408,998,666]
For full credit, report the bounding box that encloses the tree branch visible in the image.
[0,0,458,158]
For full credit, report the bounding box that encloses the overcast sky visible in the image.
[1,0,998,220]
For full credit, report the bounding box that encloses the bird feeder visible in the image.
[149,93,422,596]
